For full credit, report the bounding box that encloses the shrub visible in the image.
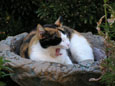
[100,58,115,86]
[0,0,114,40]
[36,0,105,32]
[96,0,115,86]
[0,0,40,40]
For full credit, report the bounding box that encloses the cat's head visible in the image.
[36,24,70,49]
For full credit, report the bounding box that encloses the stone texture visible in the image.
[0,32,106,86]
[82,32,105,50]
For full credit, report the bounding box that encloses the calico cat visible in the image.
[20,24,73,65]
[54,17,94,63]
[20,17,94,64]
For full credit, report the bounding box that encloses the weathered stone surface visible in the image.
[0,44,10,51]
[82,32,105,50]
[93,47,106,61]
[0,32,106,86]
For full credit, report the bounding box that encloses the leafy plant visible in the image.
[96,0,115,86]
[0,0,114,40]
[100,58,115,86]
[36,0,105,32]
[0,0,40,40]
[0,57,12,86]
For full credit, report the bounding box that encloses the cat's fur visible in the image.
[55,17,94,63]
[20,17,94,64]
[20,24,72,65]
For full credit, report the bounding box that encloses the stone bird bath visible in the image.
[0,32,106,86]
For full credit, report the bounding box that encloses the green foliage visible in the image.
[0,0,40,40]
[100,58,115,86]
[0,57,12,77]
[1,0,112,40]
[98,1,115,39]
[100,39,115,86]
[0,12,23,39]
[97,0,115,86]
[0,81,6,86]
[36,0,104,31]
[0,57,12,86]
[36,1,69,23]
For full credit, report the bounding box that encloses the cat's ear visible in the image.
[55,16,63,27]
[37,24,45,35]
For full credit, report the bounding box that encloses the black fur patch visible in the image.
[58,29,65,34]
[25,48,29,59]
[39,32,62,48]
[43,24,58,28]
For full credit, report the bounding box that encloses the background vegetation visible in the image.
[0,0,114,40]
[96,0,115,86]
[0,57,15,86]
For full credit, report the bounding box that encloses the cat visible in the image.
[20,17,94,64]
[54,17,94,63]
[20,23,73,65]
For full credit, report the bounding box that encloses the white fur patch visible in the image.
[70,34,94,62]
[59,32,70,49]
[30,41,72,65]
